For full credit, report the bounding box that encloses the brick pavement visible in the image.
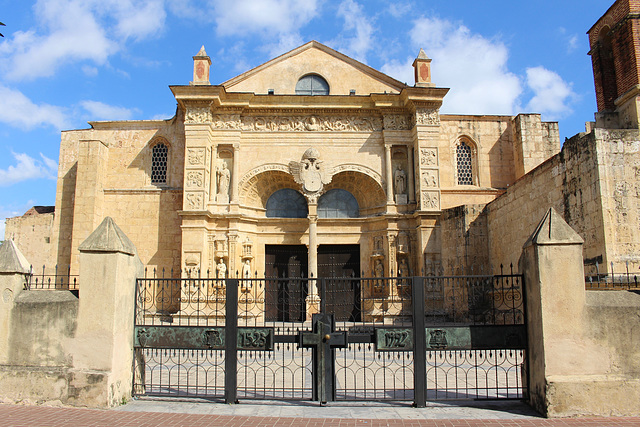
[1,404,640,427]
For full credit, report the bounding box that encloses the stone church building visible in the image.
[8,0,640,282]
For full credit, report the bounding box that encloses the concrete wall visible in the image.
[487,128,640,274]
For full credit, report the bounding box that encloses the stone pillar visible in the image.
[0,240,30,365]
[519,208,589,417]
[385,144,393,204]
[407,147,415,204]
[72,217,143,407]
[230,144,239,203]
[306,205,320,317]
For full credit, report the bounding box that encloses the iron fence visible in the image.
[585,261,640,290]
[23,265,78,291]
[133,272,527,404]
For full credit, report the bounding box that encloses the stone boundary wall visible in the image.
[487,128,640,274]
[439,204,489,274]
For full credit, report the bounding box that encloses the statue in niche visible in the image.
[242,260,252,280]
[394,165,406,194]
[398,258,409,277]
[216,259,227,285]
[374,259,384,278]
[397,232,409,254]
[217,162,230,196]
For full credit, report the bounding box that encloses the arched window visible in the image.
[456,141,474,185]
[266,189,308,218]
[318,189,359,218]
[295,74,329,95]
[151,142,168,184]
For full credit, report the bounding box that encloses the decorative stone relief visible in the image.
[289,147,332,196]
[383,115,411,130]
[186,171,204,187]
[211,114,242,130]
[420,148,438,166]
[185,107,212,124]
[186,192,203,210]
[414,108,440,126]
[242,115,383,132]
[188,148,205,166]
[331,164,384,186]
[397,232,410,254]
[421,170,438,187]
[421,191,440,210]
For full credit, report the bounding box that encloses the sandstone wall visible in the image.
[4,211,54,270]
[439,204,489,274]
[52,116,185,274]
[488,128,640,274]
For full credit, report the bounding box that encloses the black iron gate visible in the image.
[133,271,527,405]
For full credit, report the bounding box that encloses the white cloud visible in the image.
[388,2,412,19]
[525,66,576,119]
[80,100,137,120]
[327,0,375,62]
[0,0,166,81]
[0,152,58,187]
[0,85,70,130]
[567,35,579,53]
[386,16,523,115]
[213,0,318,37]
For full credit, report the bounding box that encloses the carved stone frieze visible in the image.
[186,171,204,188]
[187,148,206,166]
[414,108,440,126]
[383,115,411,130]
[238,163,290,190]
[420,148,438,166]
[421,169,438,188]
[185,106,212,124]
[211,114,242,130]
[242,115,383,132]
[186,192,204,210]
[420,191,440,211]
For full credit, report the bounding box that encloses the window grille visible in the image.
[295,74,329,95]
[456,142,473,185]
[151,143,168,184]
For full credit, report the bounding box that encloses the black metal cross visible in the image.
[298,313,348,404]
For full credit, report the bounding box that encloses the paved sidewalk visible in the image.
[1,400,640,426]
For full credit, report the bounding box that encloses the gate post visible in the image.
[74,217,143,407]
[225,278,238,404]
[412,276,426,408]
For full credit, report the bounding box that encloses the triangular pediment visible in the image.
[223,41,407,96]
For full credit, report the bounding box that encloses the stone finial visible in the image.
[523,207,584,247]
[0,239,30,273]
[191,45,211,86]
[78,217,137,256]
[412,48,435,88]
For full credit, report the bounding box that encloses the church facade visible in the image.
[47,41,562,280]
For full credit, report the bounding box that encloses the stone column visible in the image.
[385,144,394,204]
[0,240,30,365]
[230,144,239,203]
[72,217,143,408]
[407,147,415,204]
[306,204,320,317]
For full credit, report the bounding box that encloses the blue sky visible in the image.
[0,0,612,238]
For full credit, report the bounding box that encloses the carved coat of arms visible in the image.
[289,148,332,195]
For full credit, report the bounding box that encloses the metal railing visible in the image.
[23,265,78,291]
[585,261,640,290]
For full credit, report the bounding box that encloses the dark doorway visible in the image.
[265,245,308,321]
[318,244,361,321]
